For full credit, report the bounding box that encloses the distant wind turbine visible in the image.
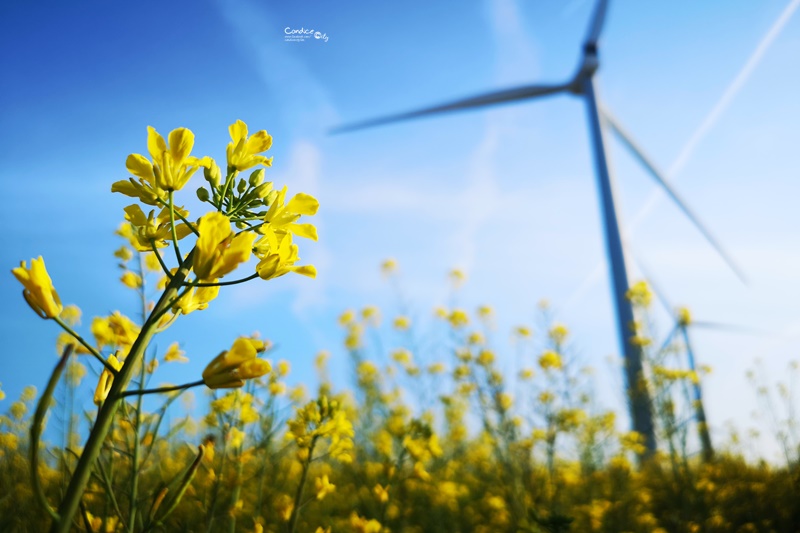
[331,0,746,457]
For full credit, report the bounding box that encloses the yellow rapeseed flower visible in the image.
[626,280,653,307]
[227,120,273,171]
[315,475,336,500]
[538,350,563,371]
[393,316,411,331]
[93,355,123,405]
[202,337,272,389]
[193,212,257,281]
[123,204,194,251]
[112,126,212,203]
[120,271,142,289]
[163,342,188,363]
[380,258,398,275]
[12,256,63,319]
[255,232,316,281]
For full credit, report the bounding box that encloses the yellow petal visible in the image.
[245,130,272,154]
[126,154,155,181]
[286,193,319,216]
[147,126,167,162]
[229,120,248,143]
[288,223,318,241]
[292,265,317,278]
[168,128,194,166]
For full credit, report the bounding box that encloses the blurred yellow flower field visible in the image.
[3,123,799,533]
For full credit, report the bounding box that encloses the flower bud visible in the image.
[249,168,265,187]
[196,187,210,202]
[204,163,221,188]
[254,182,273,199]
[237,179,247,194]
[264,189,278,205]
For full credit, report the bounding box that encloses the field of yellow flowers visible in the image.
[2,122,799,532]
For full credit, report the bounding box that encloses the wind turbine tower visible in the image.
[333,0,745,457]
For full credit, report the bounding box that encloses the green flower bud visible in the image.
[235,221,248,229]
[249,168,265,187]
[254,182,273,199]
[196,187,210,202]
[237,179,247,194]
[204,163,221,188]
[264,189,279,206]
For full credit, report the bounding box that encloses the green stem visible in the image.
[49,251,196,533]
[156,197,199,237]
[287,437,316,533]
[218,170,237,213]
[129,349,147,533]
[118,380,204,398]
[150,241,172,278]
[31,345,73,523]
[186,274,259,288]
[168,191,183,265]
[53,316,117,374]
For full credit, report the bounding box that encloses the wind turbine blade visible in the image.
[691,321,771,336]
[584,0,610,48]
[330,82,571,134]
[600,108,748,285]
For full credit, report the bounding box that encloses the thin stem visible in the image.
[129,346,147,533]
[168,191,183,265]
[95,456,128,532]
[31,345,73,523]
[53,316,117,374]
[118,380,205,398]
[186,273,259,288]
[150,241,172,278]
[156,197,199,237]
[287,437,316,533]
[218,169,237,213]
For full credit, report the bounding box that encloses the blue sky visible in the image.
[1,0,799,459]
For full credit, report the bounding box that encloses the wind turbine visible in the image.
[332,0,745,457]
[639,262,766,463]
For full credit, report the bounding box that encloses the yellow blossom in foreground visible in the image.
[12,256,63,319]
[315,475,336,500]
[255,232,316,281]
[172,284,220,315]
[227,119,273,171]
[193,212,257,281]
[257,184,319,245]
[94,355,123,405]
[123,204,194,251]
[113,126,212,204]
[203,337,272,389]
